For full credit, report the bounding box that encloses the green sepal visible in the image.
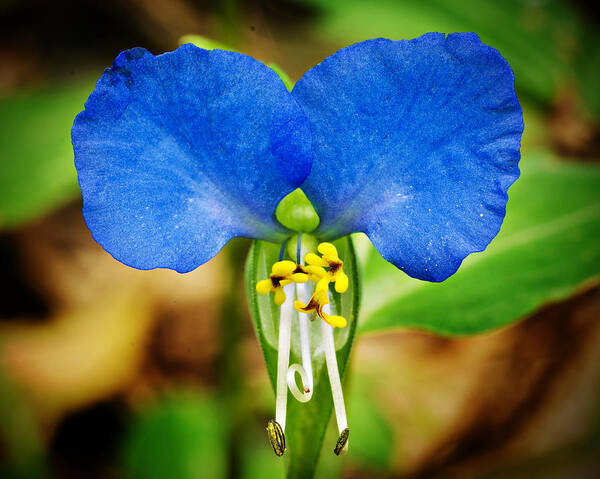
[245,236,360,478]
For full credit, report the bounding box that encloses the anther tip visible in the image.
[334,428,350,456]
[266,419,286,457]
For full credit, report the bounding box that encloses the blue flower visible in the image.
[72,32,522,457]
[73,33,521,282]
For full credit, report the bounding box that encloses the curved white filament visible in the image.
[286,364,312,402]
[322,296,348,452]
[295,283,314,390]
[285,282,314,403]
[275,283,295,431]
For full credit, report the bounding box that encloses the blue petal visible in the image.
[292,33,523,282]
[73,44,311,273]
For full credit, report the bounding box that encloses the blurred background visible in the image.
[1,0,600,478]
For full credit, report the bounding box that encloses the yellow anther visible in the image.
[257,261,311,305]
[315,276,331,293]
[256,279,273,295]
[294,288,347,328]
[322,312,347,329]
[332,271,348,293]
[274,287,287,306]
[304,265,327,280]
[306,252,328,267]
[272,260,296,276]
[304,242,348,294]
[318,242,339,260]
[289,272,309,283]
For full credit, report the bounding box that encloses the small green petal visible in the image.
[276,188,320,233]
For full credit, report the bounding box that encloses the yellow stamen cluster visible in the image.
[256,260,309,305]
[257,242,349,328]
[294,242,348,328]
[304,243,349,294]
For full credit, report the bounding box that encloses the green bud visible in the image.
[276,189,320,233]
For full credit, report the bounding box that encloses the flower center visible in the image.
[257,239,350,457]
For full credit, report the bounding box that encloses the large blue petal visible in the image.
[292,33,523,282]
[73,44,311,273]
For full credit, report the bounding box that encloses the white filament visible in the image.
[286,282,314,402]
[286,364,311,402]
[322,296,348,451]
[275,283,295,431]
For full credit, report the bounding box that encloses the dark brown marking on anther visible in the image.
[293,264,308,275]
[299,297,319,313]
[270,275,285,288]
[329,261,342,274]
[334,428,349,456]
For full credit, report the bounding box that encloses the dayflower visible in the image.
[72,33,523,458]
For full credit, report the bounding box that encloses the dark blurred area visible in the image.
[1,1,600,478]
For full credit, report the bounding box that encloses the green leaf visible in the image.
[346,379,394,471]
[358,152,600,336]
[0,79,95,229]
[575,27,600,123]
[241,431,286,479]
[121,393,227,479]
[245,237,360,478]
